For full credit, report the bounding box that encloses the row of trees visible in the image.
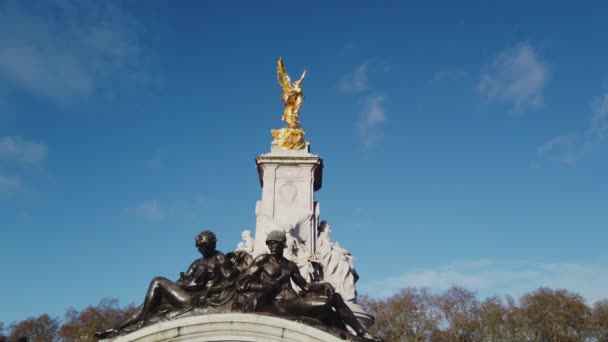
[0,298,136,342]
[2,287,607,341]
[360,287,608,342]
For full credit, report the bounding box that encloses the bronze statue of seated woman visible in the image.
[94,230,235,338]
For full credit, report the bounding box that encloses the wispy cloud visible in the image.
[537,93,608,164]
[0,1,150,106]
[537,134,580,164]
[0,171,22,192]
[131,200,174,221]
[357,95,387,149]
[360,259,608,304]
[338,63,390,150]
[130,195,214,221]
[0,136,47,164]
[0,136,47,193]
[478,43,549,112]
[338,63,368,93]
[589,93,608,141]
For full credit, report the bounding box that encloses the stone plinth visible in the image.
[253,142,323,256]
[103,313,345,342]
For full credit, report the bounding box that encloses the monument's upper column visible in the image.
[251,59,370,330]
[253,58,323,257]
[254,144,323,256]
[256,141,323,191]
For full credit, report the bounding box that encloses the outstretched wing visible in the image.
[277,57,293,93]
[295,69,307,86]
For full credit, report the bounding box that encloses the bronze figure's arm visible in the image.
[236,254,267,293]
[289,261,335,297]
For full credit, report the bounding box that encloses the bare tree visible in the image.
[477,296,509,341]
[361,288,439,341]
[591,299,608,342]
[501,295,527,341]
[8,314,60,342]
[362,286,605,342]
[519,287,591,341]
[436,286,481,341]
[60,298,137,342]
[0,322,6,342]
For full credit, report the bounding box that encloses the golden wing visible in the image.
[295,69,307,86]
[277,57,293,93]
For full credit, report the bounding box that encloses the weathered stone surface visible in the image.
[103,313,347,342]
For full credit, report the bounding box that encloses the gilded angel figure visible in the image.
[271,58,308,149]
[277,57,306,129]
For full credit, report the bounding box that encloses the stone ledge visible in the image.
[103,313,347,342]
[255,155,323,191]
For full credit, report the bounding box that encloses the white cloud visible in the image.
[0,171,22,192]
[359,259,608,304]
[131,196,215,221]
[131,200,173,221]
[0,1,149,105]
[357,95,386,149]
[537,134,579,164]
[537,93,608,164]
[478,43,549,112]
[339,63,368,93]
[589,93,608,140]
[0,136,47,164]
[338,63,389,150]
[0,136,46,192]
[364,95,386,126]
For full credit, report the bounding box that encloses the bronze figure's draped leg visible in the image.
[95,277,197,338]
[273,292,363,334]
[94,231,235,339]
[236,230,380,341]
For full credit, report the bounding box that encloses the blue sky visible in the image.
[1,0,608,324]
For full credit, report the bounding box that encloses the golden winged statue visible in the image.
[271,57,307,150]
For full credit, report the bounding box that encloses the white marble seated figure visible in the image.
[235,230,254,254]
[316,221,359,302]
[283,224,314,282]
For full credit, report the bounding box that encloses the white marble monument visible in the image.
[251,142,373,331]
[235,229,254,254]
[252,141,323,257]
[101,58,376,342]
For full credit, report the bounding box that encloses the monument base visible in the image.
[102,313,356,342]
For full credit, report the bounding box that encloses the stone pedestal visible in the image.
[103,313,346,342]
[253,142,323,256]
